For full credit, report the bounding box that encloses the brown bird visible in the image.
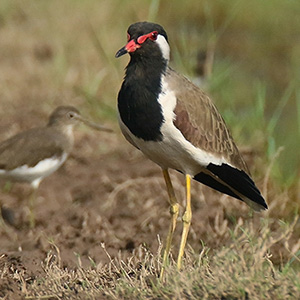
[115,22,267,276]
[0,106,111,227]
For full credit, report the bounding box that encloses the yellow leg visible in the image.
[28,188,38,228]
[160,169,179,278]
[177,174,192,270]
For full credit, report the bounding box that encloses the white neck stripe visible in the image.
[156,35,170,61]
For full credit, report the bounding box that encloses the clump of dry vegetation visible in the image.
[1,215,298,299]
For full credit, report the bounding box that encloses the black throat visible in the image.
[118,54,167,141]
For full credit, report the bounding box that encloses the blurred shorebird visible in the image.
[0,106,112,227]
[115,22,267,276]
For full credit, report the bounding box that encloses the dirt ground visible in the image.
[0,115,277,299]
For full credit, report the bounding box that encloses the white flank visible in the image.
[120,75,232,176]
[0,153,68,187]
[156,35,170,61]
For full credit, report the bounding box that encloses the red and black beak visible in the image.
[115,40,141,58]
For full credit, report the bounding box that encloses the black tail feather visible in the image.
[194,172,243,201]
[194,163,268,210]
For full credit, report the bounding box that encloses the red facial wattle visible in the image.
[115,30,159,58]
[125,39,141,53]
[137,31,158,44]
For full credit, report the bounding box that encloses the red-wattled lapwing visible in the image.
[0,106,111,227]
[115,21,267,276]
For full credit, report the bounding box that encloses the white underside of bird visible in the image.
[0,153,68,188]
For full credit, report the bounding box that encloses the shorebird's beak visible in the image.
[115,46,127,58]
[76,116,113,132]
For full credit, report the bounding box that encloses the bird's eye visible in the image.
[150,31,158,40]
[127,33,131,41]
[68,112,75,119]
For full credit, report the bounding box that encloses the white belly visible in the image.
[0,153,68,188]
[120,116,226,175]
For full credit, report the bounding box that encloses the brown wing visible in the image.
[0,127,69,170]
[165,67,249,173]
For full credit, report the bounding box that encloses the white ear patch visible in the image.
[156,35,170,61]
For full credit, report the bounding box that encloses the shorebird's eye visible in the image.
[68,112,75,119]
[127,33,131,41]
[150,31,158,40]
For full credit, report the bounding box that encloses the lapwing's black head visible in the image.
[115,22,170,61]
